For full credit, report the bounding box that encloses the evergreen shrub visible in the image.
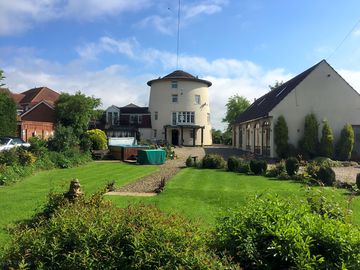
[249,159,267,175]
[285,157,299,176]
[202,154,226,169]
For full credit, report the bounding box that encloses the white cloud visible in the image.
[352,27,360,38]
[0,0,151,35]
[137,0,228,34]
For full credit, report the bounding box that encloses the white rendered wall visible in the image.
[148,80,212,145]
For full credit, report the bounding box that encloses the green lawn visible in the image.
[0,161,158,244]
[109,168,360,226]
[1,163,359,250]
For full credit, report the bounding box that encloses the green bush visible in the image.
[85,129,108,150]
[0,148,18,165]
[237,161,250,174]
[28,136,48,157]
[1,195,230,269]
[285,157,299,176]
[266,161,285,177]
[335,123,355,161]
[306,161,320,179]
[202,154,226,169]
[185,155,194,167]
[48,124,79,152]
[317,166,336,186]
[16,147,36,166]
[227,156,242,172]
[312,156,342,167]
[319,121,334,158]
[213,195,360,269]
[274,115,289,158]
[299,113,319,159]
[249,159,267,175]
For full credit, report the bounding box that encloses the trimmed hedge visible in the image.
[202,154,226,169]
[249,159,267,175]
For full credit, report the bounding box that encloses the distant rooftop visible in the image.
[147,70,212,87]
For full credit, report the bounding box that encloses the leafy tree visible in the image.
[299,113,319,159]
[0,84,17,137]
[319,121,334,158]
[54,91,101,138]
[0,69,5,87]
[48,124,79,152]
[335,124,354,160]
[274,116,289,158]
[268,80,284,91]
[222,94,250,131]
[222,130,233,145]
[85,129,108,150]
[211,129,222,144]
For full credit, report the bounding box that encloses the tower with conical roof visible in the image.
[147,70,212,146]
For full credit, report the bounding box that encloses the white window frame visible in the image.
[195,95,201,104]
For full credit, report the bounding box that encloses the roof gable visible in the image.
[20,100,55,122]
[235,60,324,124]
[20,87,59,105]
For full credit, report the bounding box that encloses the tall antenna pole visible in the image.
[176,0,181,69]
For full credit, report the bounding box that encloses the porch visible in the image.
[164,124,205,146]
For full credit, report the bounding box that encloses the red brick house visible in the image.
[11,87,59,141]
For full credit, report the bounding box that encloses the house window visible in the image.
[107,112,113,125]
[130,115,142,124]
[153,129,157,138]
[138,115,142,124]
[171,81,178,89]
[207,113,210,124]
[172,94,178,103]
[172,112,177,125]
[173,112,195,124]
[155,111,158,120]
[195,95,201,104]
[113,112,118,125]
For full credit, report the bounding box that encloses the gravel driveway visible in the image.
[116,147,205,193]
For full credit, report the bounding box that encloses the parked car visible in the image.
[0,137,30,152]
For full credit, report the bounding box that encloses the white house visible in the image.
[147,70,213,146]
[233,60,360,158]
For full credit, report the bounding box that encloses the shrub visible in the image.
[237,161,250,174]
[28,136,48,157]
[335,123,355,160]
[48,124,79,152]
[312,156,342,167]
[227,156,242,172]
[16,147,36,166]
[85,129,108,150]
[185,155,194,167]
[274,115,289,158]
[0,148,19,165]
[249,159,267,175]
[356,173,360,190]
[299,113,319,159]
[202,154,226,169]
[266,161,285,177]
[306,161,320,179]
[213,195,360,269]
[285,157,299,176]
[317,166,336,186]
[1,195,230,269]
[319,121,334,158]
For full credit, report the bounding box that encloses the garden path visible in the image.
[111,147,205,195]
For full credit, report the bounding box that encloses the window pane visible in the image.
[171,81,178,89]
[191,112,194,123]
[172,112,176,125]
[195,95,200,104]
[172,94,178,102]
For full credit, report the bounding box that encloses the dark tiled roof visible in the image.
[147,70,212,87]
[235,60,324,124]
[120,106,149,114]
[20,87,59,106]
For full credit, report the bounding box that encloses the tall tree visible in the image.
[335,123,354,160]
[54,91,101,138]
[0,71,17,137]
[222,94,250,131]
[268,80,284,91]
[299,113,319,159]
[0,70,5,87]
[319,121,334,158]
[274,115,289,158]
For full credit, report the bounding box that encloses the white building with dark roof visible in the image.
[233,60,360,158]
[147,70,213,146]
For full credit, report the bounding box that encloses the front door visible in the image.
[172,129,179,145]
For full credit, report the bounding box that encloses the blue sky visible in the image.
[1,0,360,130]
